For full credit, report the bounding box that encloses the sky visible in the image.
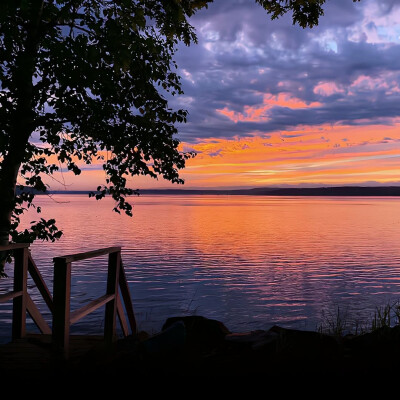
[51,0,400,190]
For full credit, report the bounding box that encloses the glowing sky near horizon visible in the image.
[49,0,400,190]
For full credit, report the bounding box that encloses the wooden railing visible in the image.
[0,244,137,359]
[0,243,53,339]
[52,246,137,358]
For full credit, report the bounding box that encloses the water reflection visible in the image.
[1,195,400,342]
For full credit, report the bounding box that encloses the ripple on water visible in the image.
[1,195,400,342]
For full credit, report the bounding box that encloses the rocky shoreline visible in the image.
[3,315,400,382]
[90,315,400,379]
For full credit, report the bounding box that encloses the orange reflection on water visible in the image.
[5,194,400,334]
[179,196,400,264]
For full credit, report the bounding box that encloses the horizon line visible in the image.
[19,185,400,196]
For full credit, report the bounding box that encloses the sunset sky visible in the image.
[50,0,400,190]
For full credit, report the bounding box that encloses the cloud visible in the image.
[168,0,400,144]
[208,149,223,157]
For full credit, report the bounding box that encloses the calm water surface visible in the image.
[1,194,400,342]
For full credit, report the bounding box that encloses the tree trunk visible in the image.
[0,159,21,273]
[0,159,22,245]
[0,0,43,275]
[0,125,33,275]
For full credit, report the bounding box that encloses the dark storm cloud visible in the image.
[169,0,400,141]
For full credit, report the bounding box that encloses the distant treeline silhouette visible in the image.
[17,186,400,196]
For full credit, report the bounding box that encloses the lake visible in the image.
[1,194,400,342]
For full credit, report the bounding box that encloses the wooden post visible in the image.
[52,258,71,358]
[104,251,121,345]
[119,263,137,334]
[12,247,28,339]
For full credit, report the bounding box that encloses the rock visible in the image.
[344,325,400,360]
[114,330,149,356]
[141,320,186,355]
[162,316,230,353]
[225,329,278,351]
[330,326,400,376]
[267,325,341,365]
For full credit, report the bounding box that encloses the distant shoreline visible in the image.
[19,186,400,196]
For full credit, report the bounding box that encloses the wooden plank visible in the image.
[53,247,121,263]
[116,295,129,337]
[0,291,23,303]
[26,295,51,335]
[70,294,114,325]
[119,261,137,334]
[28,254,53,313]
[12,247,28,339]
[0,243,30,251]
[104,251,121,344]
[52,259,71,359]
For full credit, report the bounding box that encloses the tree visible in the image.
[0,0,358,275]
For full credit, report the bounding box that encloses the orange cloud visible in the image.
[217,93,322,123]
[33,121,400,190]
[177,122,400,188]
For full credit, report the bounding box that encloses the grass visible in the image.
[371,300,400,330]
[317,299,400,337]
[317,306,351,336]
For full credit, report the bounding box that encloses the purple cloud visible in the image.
[165,0,400,142]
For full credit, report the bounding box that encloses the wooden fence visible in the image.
[0,244,137,359]
[0,243,53,339]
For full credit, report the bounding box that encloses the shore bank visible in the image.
[2,315,400,382]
